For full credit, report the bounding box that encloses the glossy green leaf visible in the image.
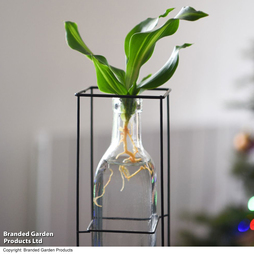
[92,55,128,95]
[174,6,208,21]
[124,8,174,61]
[110,66,126,85]
[124,6,208,92]
[159,8,175,18]
[65,21,127,95]
[65,6,208,99]
[125,18,180,90]
[140,73,152,83]
[65,21,93,58]
[137,43,192,90]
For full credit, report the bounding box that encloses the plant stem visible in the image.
[120,98,137,123]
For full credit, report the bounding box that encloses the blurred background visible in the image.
[1,0,254,246]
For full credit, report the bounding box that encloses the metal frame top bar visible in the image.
[75,86,171,99]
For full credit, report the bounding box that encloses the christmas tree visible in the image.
[179,43,254,246]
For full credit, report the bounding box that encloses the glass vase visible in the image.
[92,97,157,246]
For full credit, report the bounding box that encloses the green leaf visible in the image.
[127,84,140,96]
[65,21,93,58]
[159,8,175,18]
[125,18,180,90]
[127,74,153,95]
[124,8,174,61]
[65,21,127,95]
[92,55,126,85]
[65,6,208,97]
[140,73,152,83]
[138,43,191,90]
[92,55,128,95]
[125,6,208,92]
[110,66,126,85]
[174,6,208,21]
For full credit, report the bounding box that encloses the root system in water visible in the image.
[93,121,153,207]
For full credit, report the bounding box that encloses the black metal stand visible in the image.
[75,86,171,246]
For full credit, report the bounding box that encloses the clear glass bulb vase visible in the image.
[92,98,158,246]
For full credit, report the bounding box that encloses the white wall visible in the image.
[1,0,254,246]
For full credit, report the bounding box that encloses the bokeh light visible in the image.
[248,196,254,211]
[238,219,250,232]
[250,219,254,231]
